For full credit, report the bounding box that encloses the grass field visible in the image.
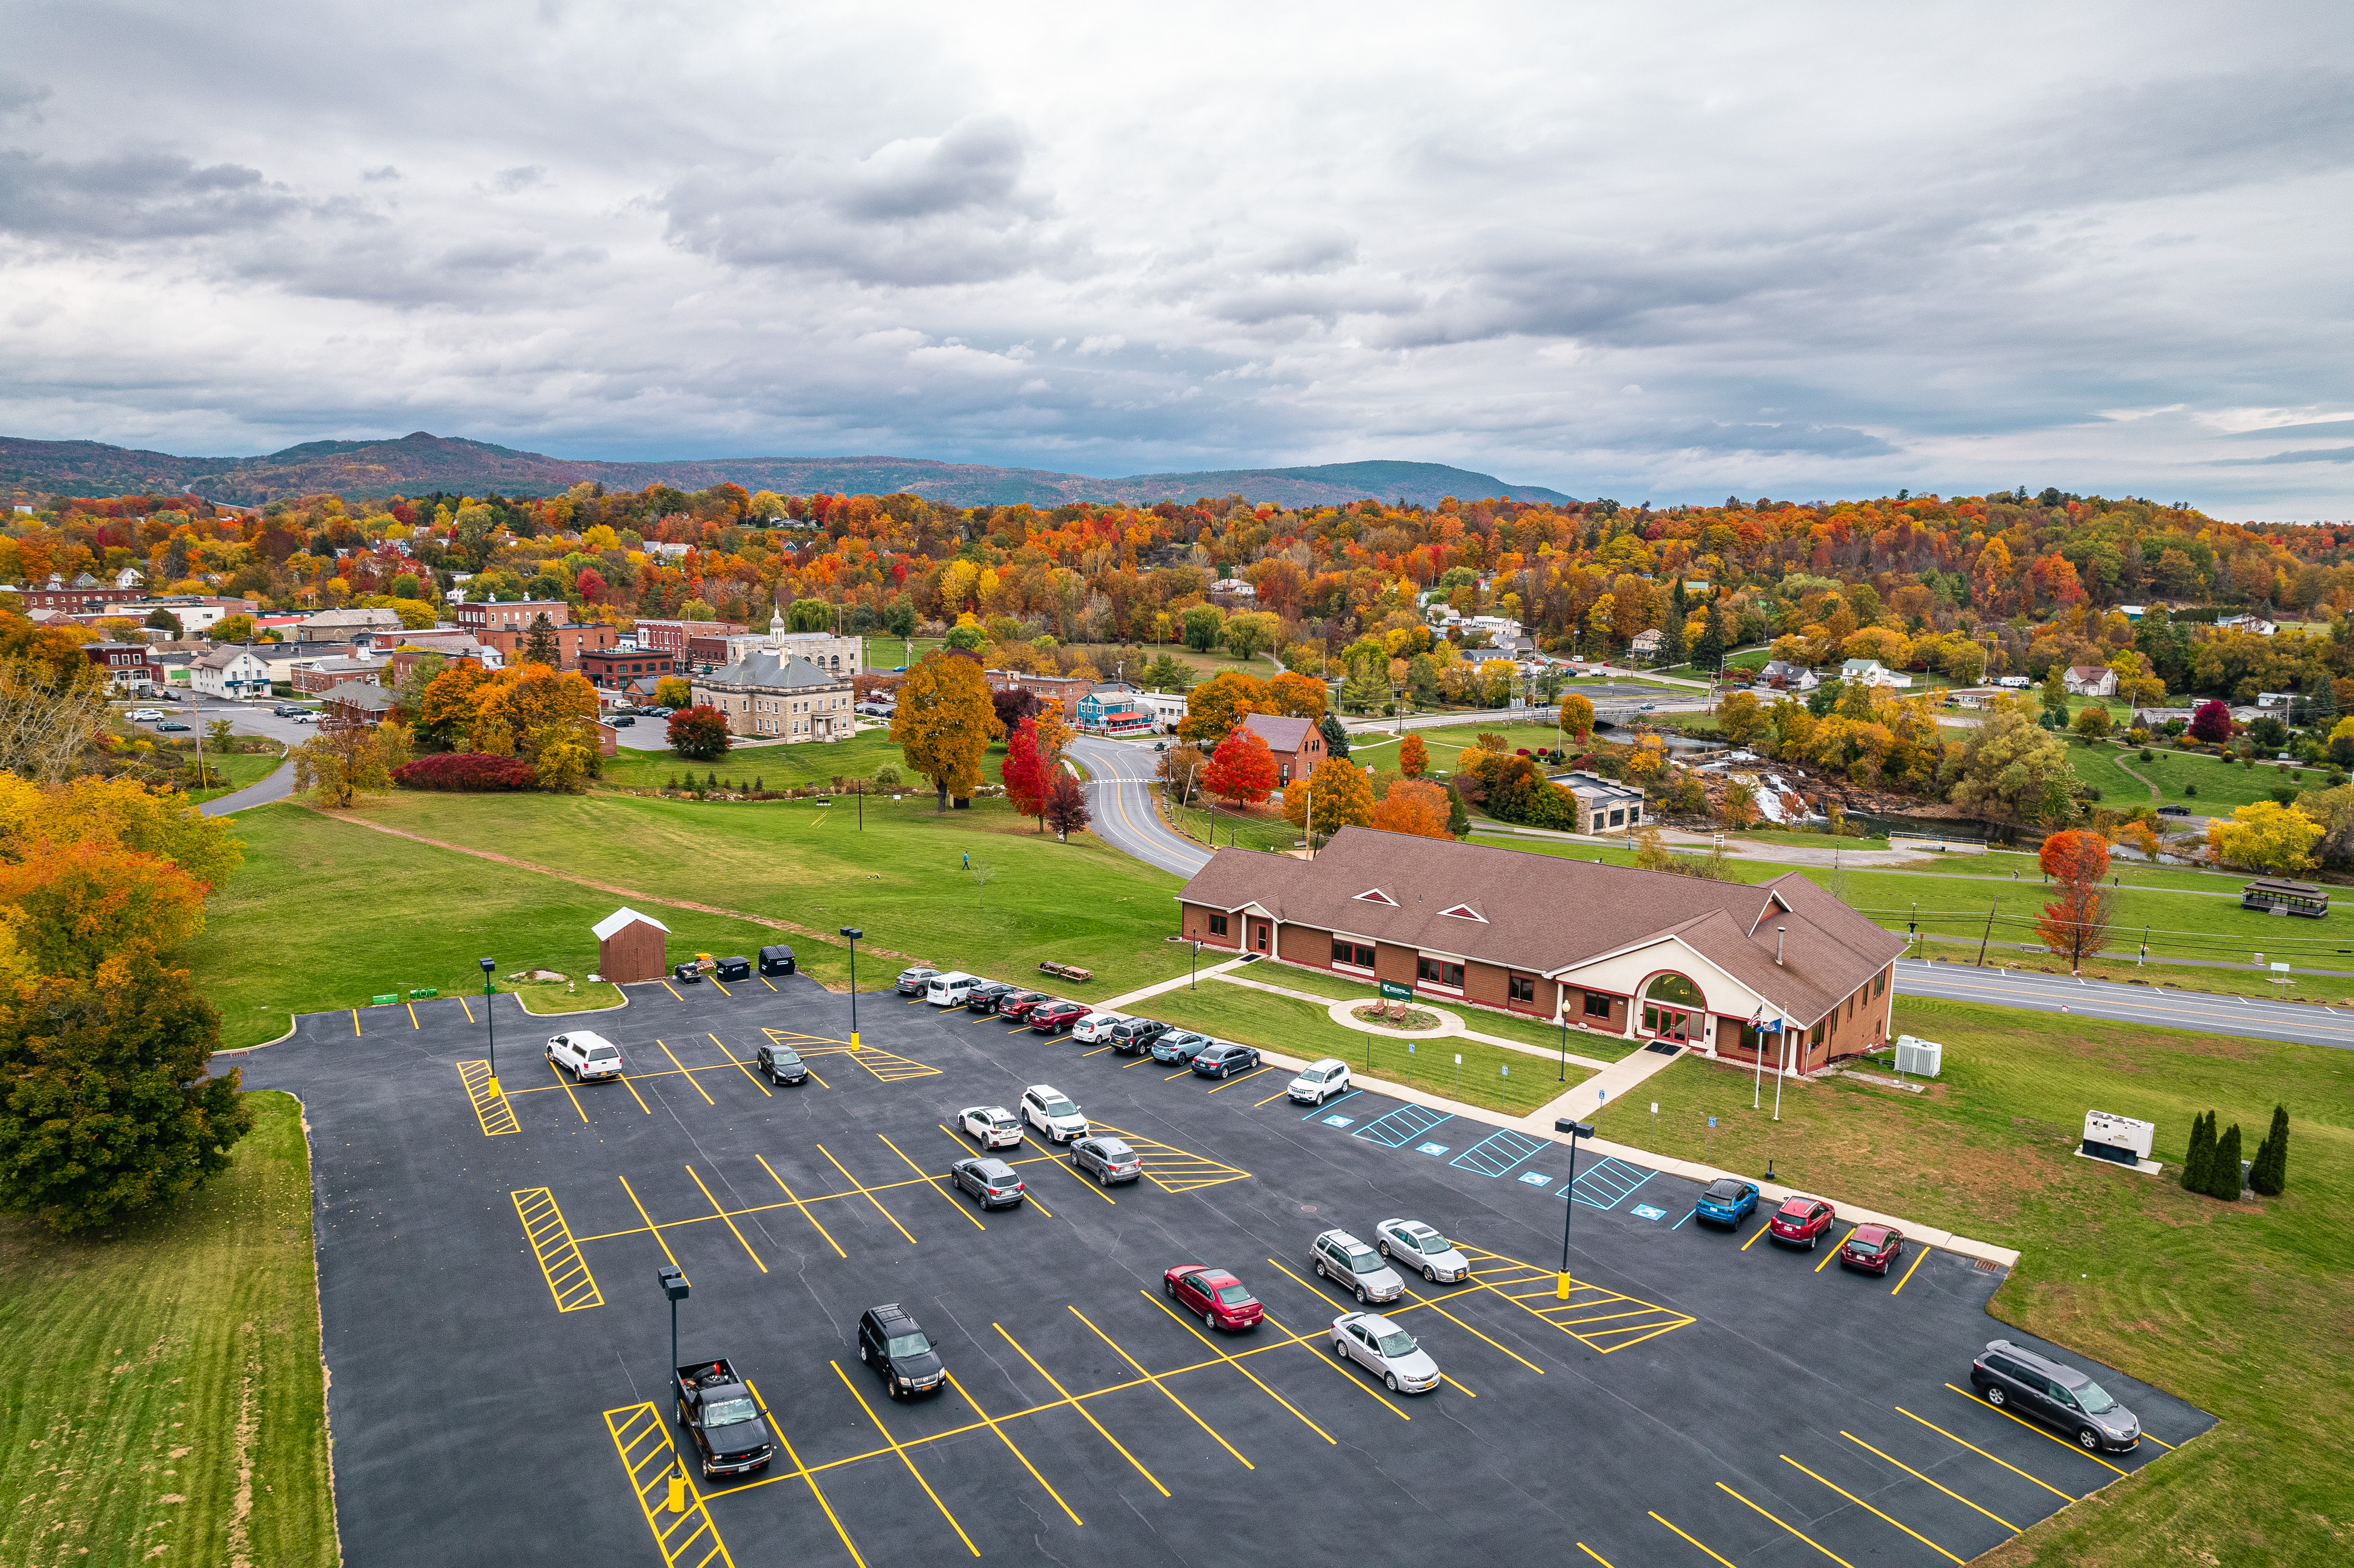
[184,749,285,807]
[1168,796,1300,852]
[2069,742,2317,813]
[599,727,907,790]
[1592,998,2354,1567]
[0,1091,335,1568]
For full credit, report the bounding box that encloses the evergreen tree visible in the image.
[2207,1122,2244,1200]
[1444,781,1471,839]
[1319,711,1351,760]
[2251,1103,2290,1195]
[1660,615,1687,668]
[2307,673,2337,731]
[2180,1110,2213,1193]
[1691,599,1730,672]
[522,612,561,668]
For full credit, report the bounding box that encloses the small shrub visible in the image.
[392,753,537,792]
[707,771,719,787]
[754,776,764,792]
[2139,748,2154,761]
[2184,782,2198,797]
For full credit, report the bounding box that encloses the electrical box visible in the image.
[2083,1110,2155,1165]
[1893,1034,1942,1077]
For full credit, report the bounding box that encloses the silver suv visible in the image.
[1311,1228,1403,1304]
[1970,1339,2141,1452]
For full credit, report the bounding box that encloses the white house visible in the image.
[2216,614,2277,637]
[2063,665,2119,698]
[1839,658,1913,689]
[1756,660,1820,691]
[191,646,273,699]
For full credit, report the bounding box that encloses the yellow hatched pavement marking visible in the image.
[1090,1122,1251,1194]
[602,1402,735,1568]
[764,1028,940,1083]
[512,1188,602,1311]
[457,1059,519,1136]
[1456,1246,1694,1353]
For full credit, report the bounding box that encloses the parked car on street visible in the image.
[2157,804,2191,817]
[1838,1223,1904,1275]
[857,1304,944,1398]
[1287,1058,1352,1104]
[644,705,675,718]
[1692,1177,1760,1228]
[1149,1030,1214,1066]
[1330,1311,1440,1394]
[755,1041,808,1085]
[1105,1017,1170,1054]
[1019,1084,1087,1142]
[958,1105,1022,1149]
[155,721,191,732]
[289,710,316,723]
[270,705,306,718]
[1164,1264,1262,1330]
[1970,1339,2142,1451]
[674,1358,774,1478]
[895,966,939,995]
[609,714,635,727]
[1069,1135,1141,1185]
[1373,1218,1468,1283]
[1028,1000,1088,1034]
[949,1156,1027,1209]
[1312,1229,1404,1304]
[127,708,164,722]
[1190,1042,1260,1078]
[1071,1011,1128,1043]
[546,1030,624,1080]
[1767,1196,1837,1250]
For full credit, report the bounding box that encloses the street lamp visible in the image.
[1554,1118,1595,1298]
[658,1264,691,1500]
[839,927,863,1046]
[478,957,498,1092]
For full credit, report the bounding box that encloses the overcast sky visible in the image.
[2,1,2350,514]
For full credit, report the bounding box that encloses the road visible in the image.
[1067,735,1211,877]
[1894,956,2354,1050]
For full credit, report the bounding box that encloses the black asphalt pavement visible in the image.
[1068,736,1208,877]
[239,978,2211,1568]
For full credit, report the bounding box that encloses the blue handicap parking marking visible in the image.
[1416,1142,1451,1157]
[1304,1089,1364,1121]
[1352,1102,1453,1149]
[1516,1170,1555,1187]
[1322,1115,1356,1127]
[1567,1155,1657,1211]
[1448,1128,1546,1178]
[1630,1204,1668,1221]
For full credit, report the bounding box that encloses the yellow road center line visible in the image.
[1839,1431,2018,1532]
[755,1153,846,1259]
[549,1060,588,1123]
[944,1370,1083,1526]
[1648,1510,1739,1568]
[877,1133,986,1231]
[616,1173,685,1281]
[1817,1228,1855,1271]
[1716,1481,1858,1567]
[1944,1384,2131,1475]
[654,1039,717,1105]
[828,1361,978,1556]
[1891,1245,1930,1294]
[816,1144,919,1245]
[1067,1305,1252,1469]
[1896,1406,2077,1499]
[1781,1454,1962,1563]
[713,1032,771,1096]
[993,1323,1170,1496]
[685,1165,768,1272]
[1140,1290,1336,1444]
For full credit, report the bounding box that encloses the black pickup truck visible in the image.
[674,1359,774,1478]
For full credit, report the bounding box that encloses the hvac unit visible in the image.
[2082,1110,2156,1166]
[1892,1034,1942,1078]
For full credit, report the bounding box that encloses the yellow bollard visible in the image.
[850,1031,860,1049]
[487,1077,502,1097]
[1556,1272,1572,1299]
[667,1469,687,1512]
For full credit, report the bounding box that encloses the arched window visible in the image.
[1640,972,1704,1044]
[1644,973,1703,1008]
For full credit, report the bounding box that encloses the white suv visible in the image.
[1071,1012,1128,1044]
[1288,1058,1351,1105]
[1020,1084,1088,1143]
[547,1030,624,1080]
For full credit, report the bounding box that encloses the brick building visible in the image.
[1176,827,1901,1073]
[475,618,616,672]
[986,669,1093,718]
[579,646,681,691]
[82,641,158,693]
[630,617,748,654]
[453,599,573,635]
[14,572,146,613]
[690,612,856,740]
[1238,711,1326,786]
[289,655,387,696]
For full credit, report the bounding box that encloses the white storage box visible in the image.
[2083,1109,2155,1165]
[1893,1034,1942,1078]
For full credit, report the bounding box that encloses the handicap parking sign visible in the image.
[1322,1115,1355,1127]
[1516,1171,1553,1186]
[1416,1142,1451,1156]
[1631,1204,1668,1221]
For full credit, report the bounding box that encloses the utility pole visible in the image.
[1975,901,1998,967]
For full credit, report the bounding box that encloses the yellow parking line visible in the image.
[1891,1245,1930,1294]
[1067,1306,1253,1469]
[1944,1384,2131,1475]
[686,1165,768,1273]
[755,1154,847,1259]
[1896,1406,2076,1500]
[1716,1481,1858,1567]
[711,1033,772,1097]
[1121,1054,1158,1069]
[615,1174,685,1281]
[815,1144,919,1245]
[711,978,733,996]
[762,977,778,992]
[1260,1301,1413,1418]
[1781,1455,1962,1563]
[1393,1281,1545,1375]
[1253,1086,1296,1107]
[1141,1289,1337,1444]
[1649,1510,1738,1568]
[1839,1430,2018,1532]
[549,1059,588,1123]
[1207,1064,1277,1093]
[618,1072,654,1115]
[660,979,684,1001]
[944,1370,1082,1526]
[2141,1431,2177,1451]
[876,1134,986,1232]
[654,1039,717,1105]
[1577,1546,1617,1568]
[407,1002,419,1029]
[460,995,475,1023]
[1817,1228,1854,1272]
[1740,1219,1773,1251]
[350,1008,359,1036]
[759,1396,865,1568]
[829,1361,978,1556]
[993,1323,1170,1496]
[1163,1066,1197,1080]
[1082,1042,1117,1056]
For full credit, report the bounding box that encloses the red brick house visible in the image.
[986,670,1094,718]
[1176,827,1901,1073]
[82,640,157,693]
[454,598,571,634]
[1239,711,1326,786]
[580,646,680,690]
[630,617,748,653]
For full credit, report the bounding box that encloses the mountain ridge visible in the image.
[0,431,1575,509]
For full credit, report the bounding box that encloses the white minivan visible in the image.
[925,971,978,1007]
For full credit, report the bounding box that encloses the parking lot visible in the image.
[244,975,2211,1568]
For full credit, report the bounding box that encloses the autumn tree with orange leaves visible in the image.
[2035,829,2113,970]
[1202,726,1278,808]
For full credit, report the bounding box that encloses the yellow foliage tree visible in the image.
[0,772,242,891]
[1283,755,1375,835]
[891,651,1003,810]
[2208,801,2322,875]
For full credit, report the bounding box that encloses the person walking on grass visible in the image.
[963,851,969,870]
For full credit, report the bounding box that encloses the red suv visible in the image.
[1163,1265,1263,1331]
[997,991,1053,1021]
[1028,1000,1088,1035]
[1767,1197,1836,1250]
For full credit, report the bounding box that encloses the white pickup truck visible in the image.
[546,1030,624,1080]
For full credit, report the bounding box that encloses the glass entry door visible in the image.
[1641,1003,1692,1043]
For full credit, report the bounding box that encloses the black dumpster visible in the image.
[759,944,796,977]
[717,956,751,980]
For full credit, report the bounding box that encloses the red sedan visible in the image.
[1163,1265,1263,1331]
[1768,1197,1836,1250]
[1029,1000,1088,1035]
[1838,1223,1905,1275]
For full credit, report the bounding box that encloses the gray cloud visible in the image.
[0,148,298,244]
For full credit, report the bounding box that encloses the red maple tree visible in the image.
[1202,727,1278,807]
[2035,829,2114,969]
[1000,716,1051,830]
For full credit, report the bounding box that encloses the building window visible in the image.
[1873,969,1886,998]
[1331,938,1375,970]
[1608,809,1625,827]
[1208,914,1229,937]
[1508,974,1535,1005]
[1810,1021,1826,1048]
[1417,956,1464,990]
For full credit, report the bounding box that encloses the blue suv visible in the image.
[1692,1177,1759,1228]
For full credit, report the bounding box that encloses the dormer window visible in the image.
[1353,888,1398,905]
[1438,903,1487,922]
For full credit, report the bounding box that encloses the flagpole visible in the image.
[1752,1010,1764,1110]
[1773,1028,1788,1121]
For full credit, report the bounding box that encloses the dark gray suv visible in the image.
[1969,1339,2141,1452]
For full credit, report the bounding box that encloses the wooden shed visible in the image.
[593,906,671,982]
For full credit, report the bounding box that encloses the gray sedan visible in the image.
[1374,1217,1471,1284]
[1330,1311,1441,1394]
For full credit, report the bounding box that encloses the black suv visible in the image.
[756,1041,807,1086]
[1106,1018,1171,1055]
[965,981,1017,1015]
[857,1304,945,1398]
[1970,1339,2141,1452]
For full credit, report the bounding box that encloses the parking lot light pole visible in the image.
[839,927,863,1046]
[659,1265,690,1500]
[478,957,499,1093]
[1554,1119,1595,1298]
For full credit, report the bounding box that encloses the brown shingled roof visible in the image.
[1240,712,1315,752]
[1176,826,1902,1026]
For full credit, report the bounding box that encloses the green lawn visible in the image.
[1592,998,2353,1567]
[1234,961,1643,1061]
[865,635,944,670]
[1168,797,1300,853]
[600,727,908,790]
[0,1091,334,1568]
[2068,742,2318,813]
[184,749,285,807]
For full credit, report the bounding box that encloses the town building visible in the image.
[82,641,158,693]
[1753,660,1819,692]
[1239,711,1326,786]
[12,572,147,613]
[630,617,749,654]
[580,645,681,692]
[1175,827,1901,1070]
[1209,578,1258,607]
[1628,628,1666,660]
[289,655,388,696]
[688,610,857,740]
[105,597,254,635]
[1555,771,1646,833]
[986,670,1094,718]
[1077,683,1187,733]
[321,681,399,726]
[1838,658,1912,689]
[2063,665,2120,698]
[190,646,274,699]
[451,599,571,636]
[593,906,671,982]
[475,619,617,672]
[299,606,406,641]
[380,643,494,691]
[2216,614,2277,637]
[718,629,860,680]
